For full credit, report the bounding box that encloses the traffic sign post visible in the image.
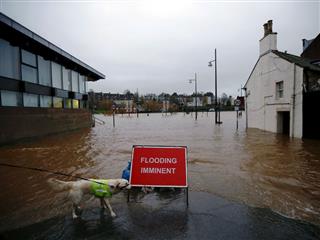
[128,145,189,205]
[112,104,116,127]
[234,100,241,130]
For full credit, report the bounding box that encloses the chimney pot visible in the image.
[263,23,268,37]
[267,20,273,33]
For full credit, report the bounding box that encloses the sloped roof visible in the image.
[244,50,320,88]
[301,33,320,60]
[272,50,320,72]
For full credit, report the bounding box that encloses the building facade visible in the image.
[0,13,105,144]
[244,20,320,138]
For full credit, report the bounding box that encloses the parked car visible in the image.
[208,108,215,112]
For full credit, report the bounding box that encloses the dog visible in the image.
[48,178,131,219]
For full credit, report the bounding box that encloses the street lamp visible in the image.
[208,48,222,124]
[189,72,198,120]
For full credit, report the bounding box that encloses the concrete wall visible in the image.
[245,52,303,138]
[0,107,92,145]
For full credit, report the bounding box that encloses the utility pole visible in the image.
[214,49,218,124]
[189,73,198,121]
[208,48,222,124]
[195,73,198,121]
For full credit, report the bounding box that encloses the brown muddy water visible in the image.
[0,111,319,232]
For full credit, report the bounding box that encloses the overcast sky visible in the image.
[1,0,319,96]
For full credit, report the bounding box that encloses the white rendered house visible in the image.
[244,20,320,138]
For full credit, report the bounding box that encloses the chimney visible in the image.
[267,20,273,34]
[302,38,314,51]
[259,20,277,56]
[263,23,268,37]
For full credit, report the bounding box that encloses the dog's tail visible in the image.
[47,178,73,191]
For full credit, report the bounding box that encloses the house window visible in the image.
[62,66,71,91]
[23,93,39,107]
[38,56,51,87]
[72,99,79,109]
[276,81,284,99]
[71,70,79,92]
[21,49,38,84]
[22,64,38,83]
[0,90,22,106]
[40,95,52,108]
[0,39,20,79]
[79,74,85,93]
[53,97,63,108]
[52,62,62,89]
[64,98,72,108]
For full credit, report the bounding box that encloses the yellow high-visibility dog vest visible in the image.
[90,179,112,198]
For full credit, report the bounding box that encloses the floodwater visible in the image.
[0,112,319,237]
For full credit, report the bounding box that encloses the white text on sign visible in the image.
[140,157,177,175]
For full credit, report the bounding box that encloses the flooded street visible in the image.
[0,112,320,238]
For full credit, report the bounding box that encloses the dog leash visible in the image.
[0,162,107,185]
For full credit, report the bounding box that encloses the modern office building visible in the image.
[0,13,105,144]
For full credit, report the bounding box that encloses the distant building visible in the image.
[187,96,203,107]
[0,13,105,144]
[114,99,134,113]
[162,100,170,112]
[244,20,320,138]
[144,93,158,101]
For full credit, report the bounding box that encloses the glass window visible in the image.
[64,99,72,108]
[23,93,39,107]
[40,95,52,108]
[72,99,79,109]
[79,75,85,93]
[38,56,51,86]
[62,66,71,91]
[22,64,38,83]
[84,76,87,93]
[53,97,63,108]
[21,49,37,67]
[79,100,84,108]
[1,90,22,106]
[0,39,20,79]
[71,71,79,92]
[276,81,284,99]
[52,62,62,88]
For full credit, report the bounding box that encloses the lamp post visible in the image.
[189,73,198,120]
[208,48,222,124]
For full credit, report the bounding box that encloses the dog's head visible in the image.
[108,179,131,193]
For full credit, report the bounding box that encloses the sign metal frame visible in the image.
[128,145,189,206]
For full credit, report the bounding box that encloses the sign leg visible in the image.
[127,189,130,203]
[186,187,189,207]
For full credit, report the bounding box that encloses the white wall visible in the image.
[245,52,303,138]
[259,33,277,56]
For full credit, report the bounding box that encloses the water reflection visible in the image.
[0,112,319,231]
[243,130,320,224]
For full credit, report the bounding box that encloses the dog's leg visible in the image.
[72,203,82,219]
[70,189,83,219]
[103,198,116,218]
[100,198,106,209]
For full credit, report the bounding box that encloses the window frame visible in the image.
[21,48,38,85]
[276,81,284,99]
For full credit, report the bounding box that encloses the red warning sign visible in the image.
[130,145,188,187]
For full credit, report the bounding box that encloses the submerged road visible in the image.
[0,112,320,239]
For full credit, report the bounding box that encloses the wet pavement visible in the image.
[0,112,320,238]
[1,190,320,240]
